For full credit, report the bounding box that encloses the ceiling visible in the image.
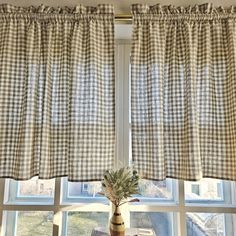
[0,0,235,14]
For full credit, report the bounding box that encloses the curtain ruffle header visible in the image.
[0,4,114,14]
[131,3,236,19]
[131,3,236,14]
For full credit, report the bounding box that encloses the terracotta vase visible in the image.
[109,206,125,236]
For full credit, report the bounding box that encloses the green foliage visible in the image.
[100,167,140,207]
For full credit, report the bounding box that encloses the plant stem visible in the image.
[119,201,127,207]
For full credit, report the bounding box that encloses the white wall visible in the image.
[0,0,235,14]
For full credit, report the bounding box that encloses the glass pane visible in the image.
[17,211,53,236]
[5,177,55,204]
[185,178,223,201]
[4,211,53,236]
[130,212,173,236]
[137,179,174,200]
[187,213,236,236]
[68,181,103,198]
[67,212,109,236]
[18,177,54,197]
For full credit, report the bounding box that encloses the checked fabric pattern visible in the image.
[0,4,115,181]
[131,3,236,181]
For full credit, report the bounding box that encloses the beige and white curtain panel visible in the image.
[131,3,236,181]
[0,4,236,182]
[0,4,115,181]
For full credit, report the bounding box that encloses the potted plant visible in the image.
[99,167,140,236]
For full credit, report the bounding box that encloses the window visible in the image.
[0,27,235,236]
[61,179,106,204]
[5,177,55,204]
[185,179,224,202]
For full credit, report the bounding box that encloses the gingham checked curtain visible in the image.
[131,3,236,181]
[0,4,115,181]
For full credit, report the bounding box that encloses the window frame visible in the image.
[60,178,108,205]
[4,179,54,205]
[115,40,236,236]
[0,38,235,236]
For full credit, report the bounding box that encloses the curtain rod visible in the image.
[115,14,132,21]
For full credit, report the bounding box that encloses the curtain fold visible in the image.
[0,4,115,181]
[131,3,236,181]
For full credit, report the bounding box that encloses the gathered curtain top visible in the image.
[0,3,235,19]
[0,4,114,14]
[131,3,236,20]
[0,4,114,21]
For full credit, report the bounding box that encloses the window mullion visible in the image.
[178,180,186,236]
[225,213,233,236]
[0,179,5,235]
[61,212,68,236]
[223,180,232,205]
[6,211,17,236]
[184,205,236,213]
[115,41,125,169]
[115,40,131,168]
[53,178,62,236]
[123,42,131,167]
[115,40,132,228]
